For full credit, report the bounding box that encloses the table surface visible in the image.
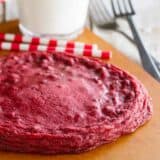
[0,20,160,160]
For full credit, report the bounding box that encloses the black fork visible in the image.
[111,0,160,81]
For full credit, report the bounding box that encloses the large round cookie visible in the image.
[0,52,152,154]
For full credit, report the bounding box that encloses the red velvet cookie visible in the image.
[0,52,152,154]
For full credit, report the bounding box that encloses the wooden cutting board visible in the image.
[0,20,160,160]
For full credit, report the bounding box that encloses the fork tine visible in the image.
[111,0,135,18]
[128,0,135,14]
[111,0,117,16]
[117,0,123,16]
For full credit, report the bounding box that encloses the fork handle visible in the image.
[126,16,160,81]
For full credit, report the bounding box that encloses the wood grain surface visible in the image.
[0,20,160,160]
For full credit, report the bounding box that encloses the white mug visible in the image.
[17,0,90,39]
